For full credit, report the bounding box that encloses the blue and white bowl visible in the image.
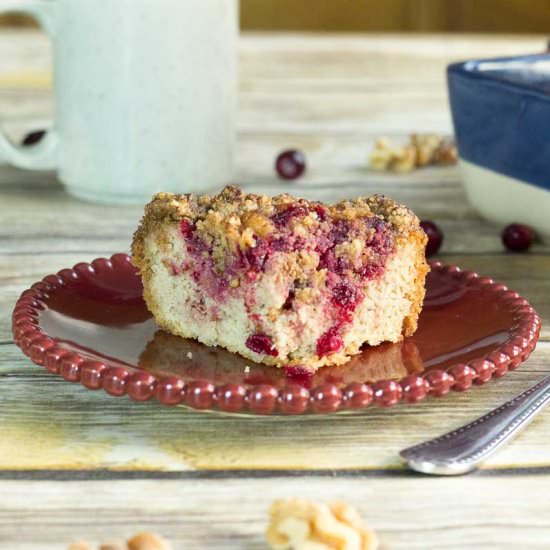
[448,54,550,238]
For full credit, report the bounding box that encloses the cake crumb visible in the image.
[266,498,377,550]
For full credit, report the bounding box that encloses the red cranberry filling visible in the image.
[331,281,362,311]
[358,262,383,280]
[329,219,351,244]
[178,224,230,297]
[316,327,344,357]
[180,219,195,239]
[246,333,279,356]
[176,201,394,324]
[271,204,309,227]
[313,204,328,222]
[169,261,180,276]
[244,238,270,272]
[318,250,349,274]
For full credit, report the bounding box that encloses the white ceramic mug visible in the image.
[0,0,238,203]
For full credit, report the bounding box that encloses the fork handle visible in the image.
[400,374,550,475]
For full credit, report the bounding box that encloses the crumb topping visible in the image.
[134,185,421,273]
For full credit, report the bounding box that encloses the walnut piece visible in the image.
[266,498,377,550]
[127,532,171,550]
[369,134,457,173]
[369,137,416,173]
[432,138,458,165]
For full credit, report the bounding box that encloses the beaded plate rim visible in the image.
[12,253,541,415]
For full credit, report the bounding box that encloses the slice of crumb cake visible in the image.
[132,186,429,371]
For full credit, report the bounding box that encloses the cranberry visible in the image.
[169,261,180,276]
[245,238,270,272]
[420,220,443,257]
[330,219,351,244]
[358,262,383,280]
[313,204,328,222]
[22,130,46,146]
[318,250,348,274]
[502,223,534,252]
[271,204,309,227]
[245,333,278,356]
[316,327,343,357]
[331,281,362,311]
[275,149,306,180]
[366,219,393,255]
[335,256,351,276]
[180,219,195,239]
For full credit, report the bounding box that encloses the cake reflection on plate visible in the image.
[138,330,423,388]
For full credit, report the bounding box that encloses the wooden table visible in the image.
[2,31,550,549]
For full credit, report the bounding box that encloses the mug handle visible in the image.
[0,0,57,169]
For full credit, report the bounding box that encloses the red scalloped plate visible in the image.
[12,254,541,415]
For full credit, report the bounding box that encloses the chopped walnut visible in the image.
[369,134,457,173]
[410,134,442,167]
[369,137,416,173]
[432,138,458,165]
[266,498,377,550]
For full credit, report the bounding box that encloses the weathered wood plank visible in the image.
[1,476,550,549]
[1,342,549,472]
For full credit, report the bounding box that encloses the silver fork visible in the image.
[400,374,550,475]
